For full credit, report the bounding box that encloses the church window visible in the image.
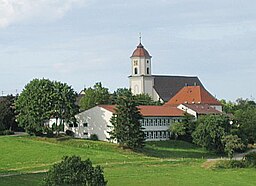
[147,67,150,74]
[147,60,149,64]
[134,67,138,74]
[134,60,138,66]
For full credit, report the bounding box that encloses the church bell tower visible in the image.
[129,37,155,97]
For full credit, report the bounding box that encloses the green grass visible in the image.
[0,135,256,186]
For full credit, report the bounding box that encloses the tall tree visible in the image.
[79,82,110,110]
[0,95,17,131]
[109,93,145,149]
[15,79,78,135]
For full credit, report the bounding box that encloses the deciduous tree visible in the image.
[15,79,78,135]
[192,115,230,152]
[44,156,107,186]
[0,95,17,131]
[79,82,110,110]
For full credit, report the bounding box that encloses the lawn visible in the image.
[0,135,256,186]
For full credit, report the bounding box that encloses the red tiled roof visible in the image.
[181,103,221,115]
[100,105,184,117]
[165,86,221,106]
[100,105,115,113]
[131,43,151,58]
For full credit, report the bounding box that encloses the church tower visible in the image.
[129,39,156,99]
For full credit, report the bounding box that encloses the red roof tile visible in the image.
[165,86,221,106]
[100,105,184,117]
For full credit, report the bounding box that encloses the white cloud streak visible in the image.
[0,0,86,28]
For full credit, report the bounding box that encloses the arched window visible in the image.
[147,67,150,74]
[134,67,138,74]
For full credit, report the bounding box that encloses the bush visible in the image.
[244,152,256,167]
[43,156,107,186]
[90,134,99,141]
[65,130,74,137]
[0,130,15,136]
[215,160,246,169]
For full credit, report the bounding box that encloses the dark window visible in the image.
[83,123,88,127]
[83,132,88,135]
[134,67,138,74]
[74,123,78,127]
[147,67,149,74]
[69,124,73,128]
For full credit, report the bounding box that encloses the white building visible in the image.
[66,105,185,141]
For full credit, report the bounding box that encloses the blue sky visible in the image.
[0,0,255,101]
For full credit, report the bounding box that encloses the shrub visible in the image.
[65,130,74,137]
[214,160,246,169]
[90,134,99,141]
[43,156,107,186]
[244,152,256,167]
[0,130,14,136]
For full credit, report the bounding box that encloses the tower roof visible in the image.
[131,42,151,58]
[165,86,221,105]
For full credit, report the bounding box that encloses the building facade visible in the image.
[66,105,184,141]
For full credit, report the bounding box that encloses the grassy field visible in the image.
[0,135,256,186]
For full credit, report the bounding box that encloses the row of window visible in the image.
[68,123,88,128]
[141,118,182,127]
[134,67,150,75]
[144,131,170,139]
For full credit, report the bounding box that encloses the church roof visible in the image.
[180,103,221,115]
[100,105,184,117]
[131,43,151,58]
[165,86,221,105]
[152,75,204,102]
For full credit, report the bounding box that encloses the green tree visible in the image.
[79,82,110,110]
[44,156,107,186]
[192,115,230,152]
[170,122,186,140]
[169,112,195,142]
[234,106,256,144]
[220,99,235,114]
[109,93,145,149]
[221,134,245,159]
[15,79,78,135]
[111,88,161,105]
[0,95,17,131]
[134,93,162,105]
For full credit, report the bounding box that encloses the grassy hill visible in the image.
[0,135,255,186]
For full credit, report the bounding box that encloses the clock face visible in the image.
[133,60,138,66]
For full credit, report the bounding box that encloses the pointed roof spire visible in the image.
[139,32,142,44]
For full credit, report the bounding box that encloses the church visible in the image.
[129,41,204,102]
[65,40,223,141]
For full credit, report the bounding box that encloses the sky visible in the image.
[0,0,256,101]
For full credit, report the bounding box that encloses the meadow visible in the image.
[0,135,255,186]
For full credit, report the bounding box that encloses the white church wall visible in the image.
[65,106,113,141]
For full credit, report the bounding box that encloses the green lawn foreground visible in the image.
[0,135,256,186]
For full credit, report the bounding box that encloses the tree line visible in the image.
[171,98,256,158]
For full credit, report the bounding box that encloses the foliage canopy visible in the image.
[15,78,78,135]
[44,156,107,186]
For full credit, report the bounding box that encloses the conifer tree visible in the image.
[109,92,145,149]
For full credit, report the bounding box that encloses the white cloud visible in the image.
[0,0,86,28]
